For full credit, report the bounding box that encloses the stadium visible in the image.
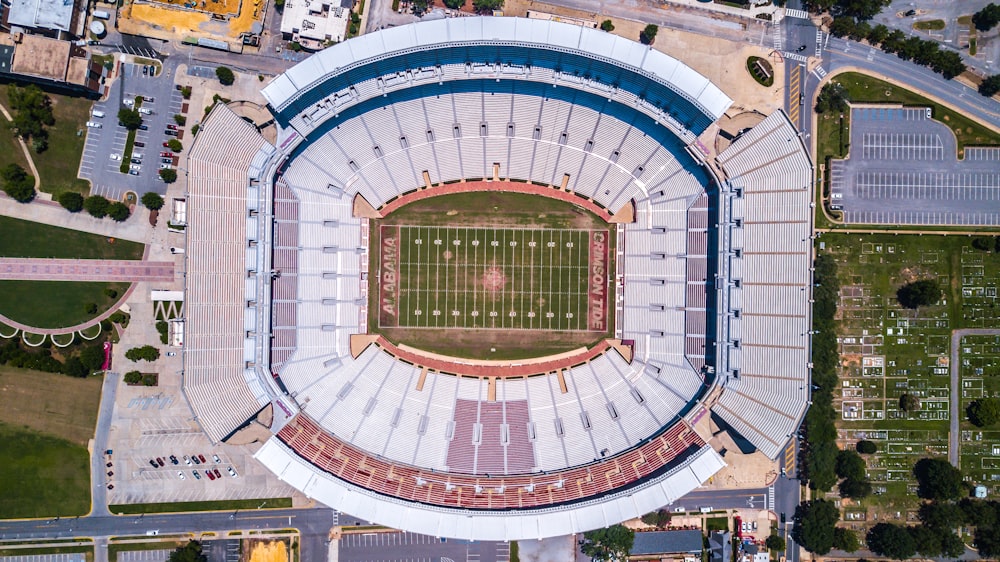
[183,17,813,541]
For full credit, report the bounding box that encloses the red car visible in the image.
[160,151,171,157]
[163,142,171,147]
[206,470,215,480]
[166,124,178,130]
[213,468,221,478]
[198,454,206,463]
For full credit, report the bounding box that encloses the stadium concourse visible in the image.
[182,17,813,540]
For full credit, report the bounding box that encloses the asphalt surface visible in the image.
[91,372,119,518]
[338,531,509,562]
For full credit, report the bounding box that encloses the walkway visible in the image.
[0,101,41,191]
[949,328,1000,467]
[0,258,174,282]
[0,196,153,244]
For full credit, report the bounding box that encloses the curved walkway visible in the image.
[949,328,1000,467]
[0,258,174,282]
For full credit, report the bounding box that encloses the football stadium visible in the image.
[183,17,813,540]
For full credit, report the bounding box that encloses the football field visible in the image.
[377,225,610,331]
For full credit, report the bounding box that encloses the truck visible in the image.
[93,10,111,19]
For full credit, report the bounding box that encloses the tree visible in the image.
[832,527,860,552]
[159,168,178,183]
[765,534,786,552]
[833,0,888,21]
[866,23,889,46]
[791,499,839,554]
[580,524,635,562]
[0,163,35,203]
[274,0,285,8]
[181,86,192,99]
[125,345,160,362]
[79,345,106,371]
[84,195,110,218]
[124,370,142,384]
[939,531,966,558]
[472,0,502,12]
[639,24,658,45]
[107,201,130,222]
[856,440,877,454]
[7,84,53,142]
[835,449,867,480]
[815,82,849,114]
[838,477,872,499]
[866,523,917,559]
[167,139,183,152]
[640,510,671,528]
[967,397,1000,427]
[174,114,187,126]
[899,392,920,412]
[63,356,89,378]
[442,0,463,7]
[973,237,995,251]
[141,192,165,211]
[216,66,236,86]
[58,191,84,212]
[828,16,857,38]
[959,498,998,528]
[600,19,615,32]
[907,524,941,556]
[117,108,142,130]
[972,3,1000,31]
[168,540,207,562]
[975,525,1000,557]
[896,279,941,309]
[913,457,965,501]
[980,75,1000,97]
[918,500,966,531]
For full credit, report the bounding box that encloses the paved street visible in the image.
[0,259,175,282]
[338,531,509,562]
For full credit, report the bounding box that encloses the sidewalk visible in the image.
[0,195,154,244]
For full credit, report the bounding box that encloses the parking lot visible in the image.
[0,555,87,562]
[338,531,510,562]
[829,107,1000,226]
[80,62,188,201]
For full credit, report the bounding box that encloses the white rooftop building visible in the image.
[279,0,352,49]
[7,0,78,34]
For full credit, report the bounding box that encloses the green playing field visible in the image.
[377,225,610,332]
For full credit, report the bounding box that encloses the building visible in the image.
[710,531,732,562]
[4,0,84,38]
[279,0,352,50]
[631,530,705,559]
[0,32,104,95]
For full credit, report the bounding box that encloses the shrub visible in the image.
[174,114,186,126]
[855,440,877,454]
[191,124,200,136]
[141,192,165,210]
[159,169,178,183]
[117,108,142,130]
[980,75,1000,97]
[84,303,98,315]
[141,373,157,386]
[967,397,1000,427]
[124,370,142,384]
[124,345,160,362]
[58,191,84,212]
[107,201,130,222]
[600,19,614,32]
[156,320,169,344]
[181,86,192,99]
[79,344,106,371]
[639,24,658,45]
[972,237,995,251]
[109,311,129,326]
[896,279,942,309]
[0,163,35,203]
[167,139,183,152]
[62,356,89,378]
[84,195,110,218]
[104,288,118,299]
[216,66,235,85]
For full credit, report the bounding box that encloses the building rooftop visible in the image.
[2,33,69,81]
[7,0,76,32]
[279,0,350,46]
[631,530,705,556]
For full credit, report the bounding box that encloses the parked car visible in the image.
[139,107,152,115]
[177,471,185,480]
[198,454,206,463]
[206,471,216,481]
[192,470,201,480]
[156,457,164,467]
[110,154,121,160]
[166,124,177,130]
[183,455,192,466]
[165,130,178,136]
[212,454,222,464]
[149,459,158,468]
[191,454,201,464]
[86,121,102,128]
[133,152,143,159]
[123,98,134,107]
[213,468,222,478]
[142,65,149,76]
[135,141,145,148]
[128,169,139,176]
[227,466,238,478]
[160,151,171,157]
[169,455,179,465]
[160,163,171,169]
[138,124,149,131]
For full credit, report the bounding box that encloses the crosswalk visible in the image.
[768,485,775,511]
[784,8,809,19]
[812,66,827,80]
[815,29,824,57]
[784,51,808,63]
[772,22,783,51]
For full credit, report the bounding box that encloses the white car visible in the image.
[138,107,152,115]
[123,98,134,107]
[160,163,172,169]
[176,471,185,480]
[132,153,143,160]
[227,466,238,478]
[86,121,102,128]
[129,164,141,171]
[110,154,121,161]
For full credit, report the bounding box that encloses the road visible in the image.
[91,372,120,518]
[949,328,1000,467]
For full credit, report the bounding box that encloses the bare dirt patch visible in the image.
[0,365,101,445]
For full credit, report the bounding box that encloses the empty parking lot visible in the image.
[829,107,1000,226]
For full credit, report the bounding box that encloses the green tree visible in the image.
[835,449,867,480]
[600,19,615,32]
[833,0,887,21]
[838,477,872,499]
[167,139,183,152]
[828,16,857,38]
[124,371,142,384]
[107,201,130,222]
[117,108,142,130]
[918,500,965,530]
[640,510,670,528]
[972,3,1000,31]
[815,82,849,114]
[580,524,635,562]
[141,192,165,211]
[274,0,285,8]
[174,114,187,126]
[79,345,106,371]
[84,195,110,218]
[181,86,192,99]
[855,440,877,454]
[959,498,998,528]
[907,525,941,556]
[866,23,889,45]
[913,457,965,501]
[442,0,463,7]
[791,499,839,554]
[899,392,920,412]
[639,24,658,45]
[62,356,89,378]
[980,75,1000,97]
[939,531,966,558]
[975,525,1000,557]
[968,397,1000,427]
[866,523,917,559]
[832,527,859,552]
[168,540,207,562]
[765,534,786,551]
[8,84,53,142]
[216,66,236,86]
[125,345,160,362]
[0,163,35,203]
[159,168,178,183]
[58,191,84,212]
[472,0,502,12]
[896,279,941,309]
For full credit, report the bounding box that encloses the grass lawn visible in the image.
[0,365,102,445]
[913,19,945,31]
[109,540,186,562]
[0,119,31,174]
[109,497,294,514]
[0,422,91,518]
[0,215,144,259]
[0,85,93,195]
[0,280,130,329]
